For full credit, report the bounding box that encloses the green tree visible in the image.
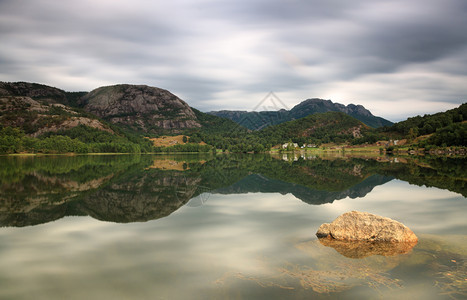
[0,127,24,153]
[407,127,419,142]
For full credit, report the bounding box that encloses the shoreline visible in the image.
[3,148,466,157]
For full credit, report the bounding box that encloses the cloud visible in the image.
[0,0,466,120]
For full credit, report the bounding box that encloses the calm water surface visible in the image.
[0,154,465,299]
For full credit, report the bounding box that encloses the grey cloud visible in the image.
[271,1,467,76]
[202,0,358,24]
[363,19,467,66]
[0,0,466,120]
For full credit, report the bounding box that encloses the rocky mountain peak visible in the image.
[81,84,201,132]
[290,98,374,118]
[346,104,373,117]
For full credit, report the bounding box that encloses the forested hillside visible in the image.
[255,112,370,146]
[380,103,467,146]
[0,85,155,153]
[187,111,373,152]
[0,81,465,154]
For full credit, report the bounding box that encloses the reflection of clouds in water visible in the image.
[162,193,315,272]
[0,182,465,299]
[320,180,466,235]
[207,193,307,213]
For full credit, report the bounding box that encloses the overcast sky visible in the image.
[1,0,467,121]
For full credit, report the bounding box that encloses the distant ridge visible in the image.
[208,98,393,130]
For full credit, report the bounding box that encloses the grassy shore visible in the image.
[276,143,466,157]
[4,143,465,157]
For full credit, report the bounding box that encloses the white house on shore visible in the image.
[282,142,318,149]
[282,143,298,149]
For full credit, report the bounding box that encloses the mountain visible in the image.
[290,99,393,128]
[79,84,243,136]
[0,81,68,102]
[0,82,169,153]
[0,82,112,137]
[3,81,463,153]
[208,98,393,130]
[254,111,371,145]
[0,81,87,107]
[79,84,202,133]
[0,81,241,137]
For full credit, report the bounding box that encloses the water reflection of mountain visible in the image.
[213,174,393,205]
[74,171,202,223]
[0,156,207,226]
[0,154,465,227]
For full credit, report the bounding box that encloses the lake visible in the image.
[0,154,466,299]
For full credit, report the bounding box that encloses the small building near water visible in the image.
[282,143,298,149]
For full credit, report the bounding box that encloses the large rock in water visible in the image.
[316,211,418,242]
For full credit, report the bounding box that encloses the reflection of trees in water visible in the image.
[376,156,467,197]
[212,173,393,205]
[0,154,465,226]
[0,155,197,225]
[77,172,202,223]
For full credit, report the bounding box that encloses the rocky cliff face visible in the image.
[0,95,113,136]
[0,81,67,103]
[81,84,201,132]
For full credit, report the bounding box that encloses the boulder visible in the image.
[316,211,418,243]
